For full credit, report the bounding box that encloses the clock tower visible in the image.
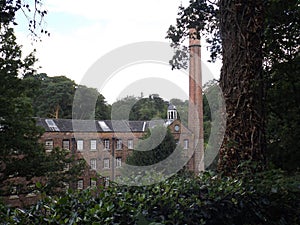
[167,103,178,122]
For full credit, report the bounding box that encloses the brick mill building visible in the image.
[3,30,204,206]
[37,107,195,190]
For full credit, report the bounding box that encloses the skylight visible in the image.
[98,121,111,132]
[45,119,60,131]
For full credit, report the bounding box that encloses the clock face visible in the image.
[174,125,180,131]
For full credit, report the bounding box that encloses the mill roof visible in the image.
[36,118,171,133]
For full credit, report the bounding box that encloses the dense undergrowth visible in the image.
[1,168,299,225]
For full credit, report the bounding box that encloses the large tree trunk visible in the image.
[218,0,266,175]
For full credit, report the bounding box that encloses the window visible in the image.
[116,139,122,150]
[62,139,70,150]
[45,140,53,152]
[77,179,83,190]
[77,140,83,151]
[184,139,189,149]
[45,119,60,131]
[104,139,110,150]
[90,140,97,150]
[90,178,97,188]
[90,158,97,170]
[9,186,19,199]
[116,157,122,168]
[103,158,110,169]
[104,177,110,187]
[128,139,134,149]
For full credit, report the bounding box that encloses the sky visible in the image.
[15,0,221,104]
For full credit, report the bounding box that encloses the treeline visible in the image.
[16,63,300,173]
[23,73,111,120]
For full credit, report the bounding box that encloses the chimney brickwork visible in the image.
[188,28,204,172]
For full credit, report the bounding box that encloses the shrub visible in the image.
[1,169,299,224]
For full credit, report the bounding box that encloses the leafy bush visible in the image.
[1,169,299,225]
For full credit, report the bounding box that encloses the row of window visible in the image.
[77,177,110,189]
[78,139,130,151]
[45,138,135,152]
[90,157,122,170]
[45,138,190,152]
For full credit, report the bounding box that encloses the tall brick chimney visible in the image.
[188,28,204,172]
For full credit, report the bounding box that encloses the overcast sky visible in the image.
[15,0,221,103]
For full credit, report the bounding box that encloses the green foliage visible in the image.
[266,56,300,171]
[170,98,189,126]
[32,75,76,119]
[71,84,111,120]
[167,0,300,174]
[0,27,84,198]
[1,168,299,224]
[0,0,49,39]
[111,95,168,121]
[0,26,44,185]
[23,74,111,120]
[126,126,180,168]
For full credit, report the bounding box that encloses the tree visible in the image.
[111,94,168,121]
[0,26,82,202]
[266,56,300,171]
[167,0,298,175]
[32,75,76,119]
[0,0,49,39]
[72,84,111,120]
[170,98,189,126]
[24,75,111,120]
[263,0,300,172]
[168,0,300,174]
[126,126,183,169]
[215,0,266,174]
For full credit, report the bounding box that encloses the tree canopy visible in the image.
[126,126,180,167]
[0,22,83,201]
[167,0,300,174]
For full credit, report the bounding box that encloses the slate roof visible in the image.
[36,118,170,133]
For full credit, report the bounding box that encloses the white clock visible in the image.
[174,125,180,131]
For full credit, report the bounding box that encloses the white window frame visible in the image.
[62,139,70,150]
[116,139,122,150]
[45,140,53,152]
[90,139,97,150]
[127,139,134,149]
[90,158,97,170]
[183,139,189,149]
[9,186,18,199]
[104,177,110,187]
[90,178,97,188]
[116,157,122,168]
[77,179,83,190]
[103,158,110,169]
[104,139,110,150]
[77,140,83,151]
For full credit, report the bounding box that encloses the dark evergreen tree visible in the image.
[111,94,168,121]
[32,75,76,119]
[126,126,183,170]
[266,56,300,171]
[0,27,83,199]
[167,0,299,174]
